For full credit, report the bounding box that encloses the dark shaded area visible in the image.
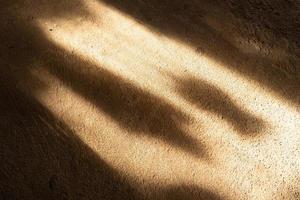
[0,0,92,96]
[2,0,90,19]
[0,78,221,200]
[229,0,300,52]
[3,0,298,198]
[158,184,222,200]
[0,77,142,200]
[0,0,205,159]
[0,1,217,199]
[101,0,300,106]
[43,51,204,157]
[176,77,265,136]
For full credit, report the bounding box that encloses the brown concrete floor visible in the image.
[0,0,300,199]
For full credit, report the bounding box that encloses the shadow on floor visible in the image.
[42,47,205,157]
[175,77,266,136]
[157,184,222,200]
[0,0,206,160]
[0,79,223,199]
[0,79,141,200]
[101,0,300,106]
[0,1,223,199]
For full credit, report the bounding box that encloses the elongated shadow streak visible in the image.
[0,79,223,199]
[0,1,213,199]
[101,0,300,106]
[176,77,265,136]
[157,184,223,200]
[0,79,142,200]
[43,50,204,157]
[0,2,205,158]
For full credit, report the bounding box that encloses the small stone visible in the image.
[49,175,58,191]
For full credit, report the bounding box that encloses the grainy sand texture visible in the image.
[1,0,299,199]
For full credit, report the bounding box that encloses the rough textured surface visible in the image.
[0,0,299,199]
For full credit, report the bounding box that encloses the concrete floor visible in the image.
[0,0,300,199]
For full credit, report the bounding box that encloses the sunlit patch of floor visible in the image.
[26,0,300,199]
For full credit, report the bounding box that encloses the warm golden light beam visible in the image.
[14,0,300,199]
